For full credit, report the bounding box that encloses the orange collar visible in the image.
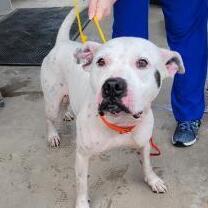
[99,115,161,156]
[99,115,136,134]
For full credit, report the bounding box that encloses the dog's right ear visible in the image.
[74,41,101,71]
[160,48,185,78]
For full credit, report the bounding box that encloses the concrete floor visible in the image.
[1,2,208,208]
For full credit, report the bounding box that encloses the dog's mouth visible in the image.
[98,98,143,119]
[98,98,130,115]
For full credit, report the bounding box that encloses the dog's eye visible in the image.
[96,58,106,67]
[136,58,148,69]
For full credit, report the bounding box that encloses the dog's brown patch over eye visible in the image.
[136,58,148,69]
[97,58,106,67]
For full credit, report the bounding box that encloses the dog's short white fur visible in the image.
[41,3,185,207]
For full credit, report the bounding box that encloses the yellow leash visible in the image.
[93,16,107,43]
[73,0,107,44]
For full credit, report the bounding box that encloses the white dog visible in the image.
[41,4,185,208]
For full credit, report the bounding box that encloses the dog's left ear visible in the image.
[74,41,101,71]
[160,48,185,78]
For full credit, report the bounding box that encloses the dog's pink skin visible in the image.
[166,62,178,77]
[96,92,102,106]
[122,90,134,111]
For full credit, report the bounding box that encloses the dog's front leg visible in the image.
[75,149,90,208]
[141,142,167,193]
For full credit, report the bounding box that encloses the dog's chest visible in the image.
[77,114,139,154]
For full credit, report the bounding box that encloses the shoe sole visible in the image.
[171,136,197,147]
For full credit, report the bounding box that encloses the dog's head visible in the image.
[74,37,185,118]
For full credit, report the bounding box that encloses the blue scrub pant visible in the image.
[113,0,208,121]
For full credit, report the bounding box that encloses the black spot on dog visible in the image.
[154,70,161,88]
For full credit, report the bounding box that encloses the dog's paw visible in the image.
[144,174,167,193]
[48,135,61,147]
[63,111,74,121]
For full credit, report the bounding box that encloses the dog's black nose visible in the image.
[102,78,127,99]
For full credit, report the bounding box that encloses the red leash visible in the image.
[99,115,161,156]
[149,137,161,156]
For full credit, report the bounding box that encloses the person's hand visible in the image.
[88,0,117,20]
